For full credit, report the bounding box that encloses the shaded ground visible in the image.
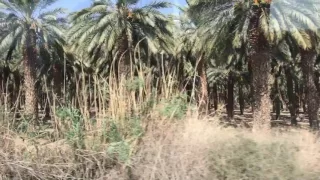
[217,108,311,129]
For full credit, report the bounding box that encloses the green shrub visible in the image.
[160,94,188,119]
[208,136,304,180]
[105,121,132,164]
[126,77,144,91]
[108,121,123,143]
[56,107,85,149]
[141,88,157,115]
[107,141,131,163]
[128,116,144,138]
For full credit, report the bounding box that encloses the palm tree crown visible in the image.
[0,0,66,58]
[0,0,66,119]
[68,0,174,57]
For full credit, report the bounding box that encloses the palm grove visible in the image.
[0,0,319,130]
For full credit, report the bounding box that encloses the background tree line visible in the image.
[0,0,320,131]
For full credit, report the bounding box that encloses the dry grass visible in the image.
[0,67,320,179]
[132,117,320,180]
[0,116,320,179]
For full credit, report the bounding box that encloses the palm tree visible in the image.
[188,0,273,128]
[68,0,173,79]
[187,0,238,115]
[273,36,301,125]
[271,0,320,129]
[300,47,319,129]
[247,1,273,130]
[173,12,209,113]
[0,0,66,121]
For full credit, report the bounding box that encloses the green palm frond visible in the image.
[68,0,174,68]
[271,0,320,49]
[0,0,67,79]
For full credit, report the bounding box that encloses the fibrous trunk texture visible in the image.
[285,67,297,125]
[117,31,132,79]
[248,5,271,131]
[300,49,319,130]
[53,63,62,98]
[197,53,208,115]
[274,77,281,120]
[23,27,39,122]
[227,72,234,119]
[213,84,218,111]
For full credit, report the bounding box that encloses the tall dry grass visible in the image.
[133,118,320,180]
[1,115,320,179]
[0,59,191,179]
[0,62,319,179]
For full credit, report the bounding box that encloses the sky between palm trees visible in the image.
[51,0,187,14]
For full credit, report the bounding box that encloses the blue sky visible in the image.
[51,0,187,14]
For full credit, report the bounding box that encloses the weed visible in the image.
[160,94,188,119]
[107,141,131,164]
[209,136,300,180]
[56,107,85,149]
[126,77,145,91]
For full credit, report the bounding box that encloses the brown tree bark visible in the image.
[299,84,306,113]
[273,77,281,120]
[197,53,208,115]
[315,71,320,96]
[248,58,254,113]
[178,55,185,91]
[248,4,272,130]
[239,83,245,115]
[53,63,63,98]
[237,61,245,115]
[23,26,39,122]
[116,32,132,79]
[2,66,10,107]
[294,79,300,114]
[227,72,234,119]
[300,49,319,130]
[0,69,3,105]
[213,83,218,111]
[285,67,297,125]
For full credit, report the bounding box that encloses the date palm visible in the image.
[0,0,66,122]
[188,0,273,129]
[271,0,320,129]
[68,0,173,79]
[178,12,211,114]
[273,36,300,125]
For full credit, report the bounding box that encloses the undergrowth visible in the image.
[0,72,319,180]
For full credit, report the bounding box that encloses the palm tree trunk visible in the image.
[239,83,245,115]
[197,53,208,115]
[301,84,307,114]
[178,55,185,91]
[11,72,21,111]
[236,61,244,115]
[24,27,39,122]
[0,70,3,105]
[294,80,300,114]
[53,63,62,98]
[273,76,281,120]
[227,72,234,119]
[3,66,10,107]
[117,32,131,79]
[285,67,297,125]
[251,55,272,130]
[213,83,218,111]
[249,4,271,130]
[117,54,130,79]
[300,49,319,130]
[248,58,254,113]
[315,71,320,95]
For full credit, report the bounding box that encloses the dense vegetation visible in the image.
[0,0,320,179]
